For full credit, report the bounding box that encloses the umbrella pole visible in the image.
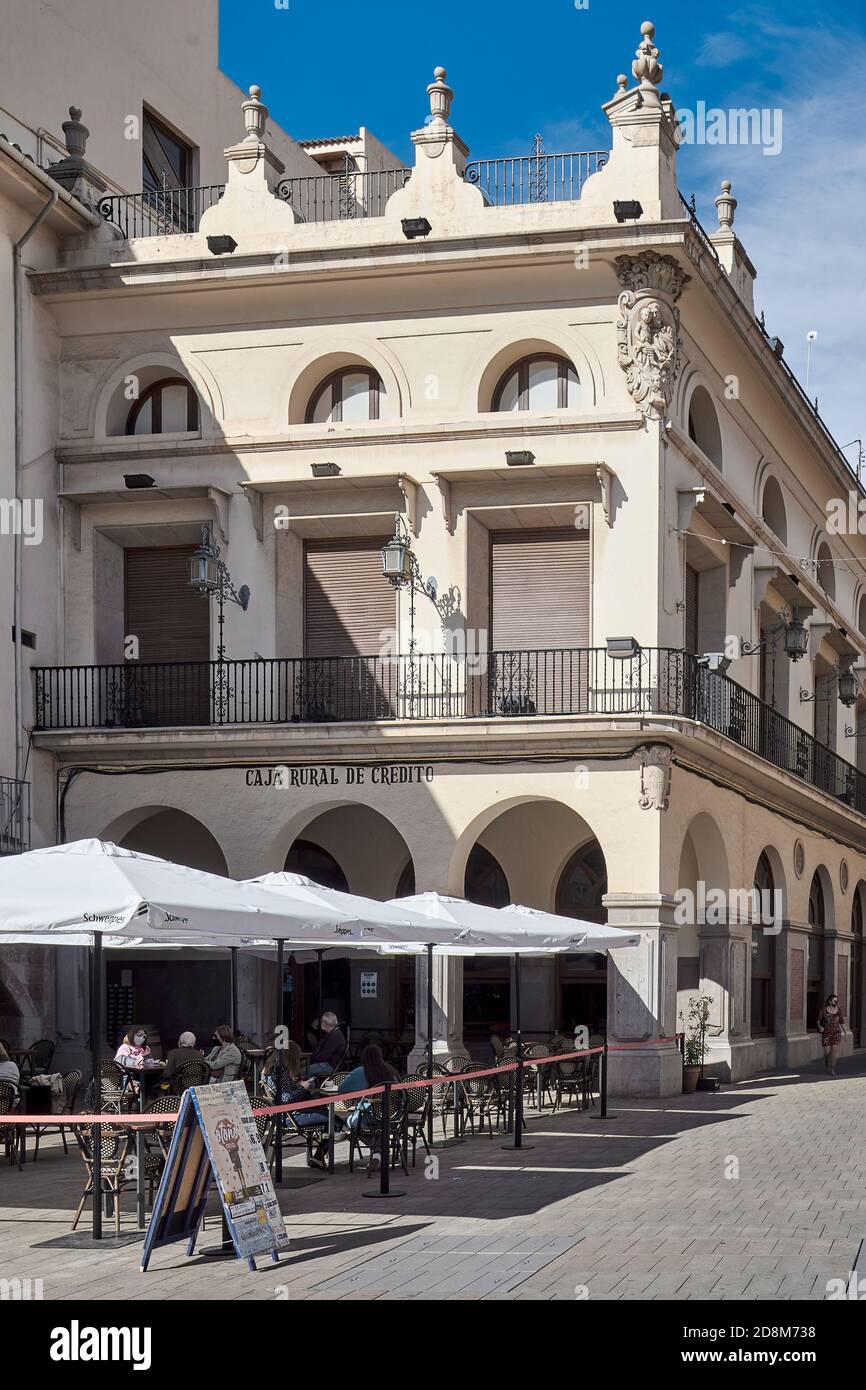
[503,953,531,1152]
[316,949,324,1026]
[230,946,239,1037]
[91,932,103,1240]
[274,940,284,1185]
[426,944,434,1150]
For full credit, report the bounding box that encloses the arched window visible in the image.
[284,839,348,892]
[464,844,510,908]
[858,596,866,640]
[555,840,608,924]
[126,377,198,435]
[492,355,580,412]
[852,889,863,1046]
[816,541,835,604]
[761,476,787,544]
[306,368,384,424]
[688,385,723,470]
[807,871,826,1030]
[751,853,776,1035]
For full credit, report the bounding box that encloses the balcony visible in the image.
[0,776,30,855]
[95,149,610,238]
[32,649,866,814]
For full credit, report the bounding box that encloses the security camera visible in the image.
[698,652,731,674]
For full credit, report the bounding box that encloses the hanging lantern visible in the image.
[782,608,809,661]
[838,666,859,707]
[189,529,220,594]
[381,519,415,588]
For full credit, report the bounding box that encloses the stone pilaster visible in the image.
[408,952,465,1070]
[604,893,682,1096]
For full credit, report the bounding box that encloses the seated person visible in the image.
[337,1045,399,1162]
[114,1027,152,1071]
[306,1011,347,1077]
[163,1031,204,1081]
[262,1040,341,1169]
[0,1043,20,1093]
[205,1025,243,1083]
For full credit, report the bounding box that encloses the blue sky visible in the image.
[220,1,866,463]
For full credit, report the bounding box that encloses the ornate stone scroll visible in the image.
[615,251,690,420]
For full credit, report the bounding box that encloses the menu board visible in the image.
[141,1081,288,1274]
[192,1082,289,1262]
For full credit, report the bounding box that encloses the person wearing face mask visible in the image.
[205,1024,243,1082]
[818,993,845,1076]
[115,1027,152,1071]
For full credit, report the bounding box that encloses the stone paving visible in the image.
[1,1053,864,1301]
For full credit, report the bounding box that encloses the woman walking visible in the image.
[818,993,844,1076]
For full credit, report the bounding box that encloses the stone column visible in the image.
[776,923,811,1067]
[53,945,90,1075]
[604,894,682,1096]
[699,916,752,1082]
[408,952,465,1070]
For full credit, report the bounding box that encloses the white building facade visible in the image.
[2,15,865,1093]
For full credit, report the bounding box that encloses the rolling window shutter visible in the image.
[490,528,590,651]
[304,539,395,657]
[125,547,210,662]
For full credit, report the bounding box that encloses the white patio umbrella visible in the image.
[0,840,353,938]
[244,871,451,944]
[501,903,642,952]
[382,892,611,952]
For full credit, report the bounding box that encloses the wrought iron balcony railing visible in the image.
[464,148,608,207]
[276,167,411,223]
[98,185,226,239]
[32,649,866,814]
[0,776,30,855]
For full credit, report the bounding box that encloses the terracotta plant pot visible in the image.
[682,1064,702,1094]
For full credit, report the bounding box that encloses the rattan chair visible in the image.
[523,1043,555,1110]
[400,1075,432,1165]
[26,1038,56,1076]
[171,1059,212,1095]
[348,1089,407,1176]
[553,1057,586,1112]
[30,1067,82,1161]
[461,1063,507,1137]
[71,1119,131,1235]
[0,1079,21,1170]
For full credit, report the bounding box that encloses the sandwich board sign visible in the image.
[141,1081,289,1273]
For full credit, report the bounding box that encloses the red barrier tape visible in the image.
[1,1035,684,1126]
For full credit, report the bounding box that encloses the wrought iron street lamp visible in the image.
[380,514,460,717]
[189,524,251,722]
[740,606,810,663]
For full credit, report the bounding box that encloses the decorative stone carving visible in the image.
[632,21,663,91]
[426,67,453,130]
[615,251,690,420]
[715,179,737,230]
[637,744,672,811]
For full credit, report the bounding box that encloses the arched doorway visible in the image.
[807,871,827,1031]
[282,805,416,1047]
[118,808,228,875]
[751,852,776,1036]
[555,840,608,1036]
[284,839,348,891]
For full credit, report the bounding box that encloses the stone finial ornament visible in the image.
[427,66,453,128]
[632,20,663,90]
[615,74,629,96]
[242,84,268,142]
[615,251,690,420]
[61,106,89,159]
[715,179,737,230]
[637,745,672,811]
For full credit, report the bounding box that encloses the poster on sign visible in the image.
[141,1081,289,1274]
[192,1082,289,1263]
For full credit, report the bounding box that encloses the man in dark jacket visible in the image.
[307,1012,347,1077]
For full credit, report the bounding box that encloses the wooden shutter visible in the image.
[123,547,210,726]
[490,528,590,716]
[685,565,699,655]
[302,538,396,720]
[491,528,590,650]
[125,547,210,661]
[304,539,395,657]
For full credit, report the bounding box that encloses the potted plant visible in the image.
[680,993,712,1094]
